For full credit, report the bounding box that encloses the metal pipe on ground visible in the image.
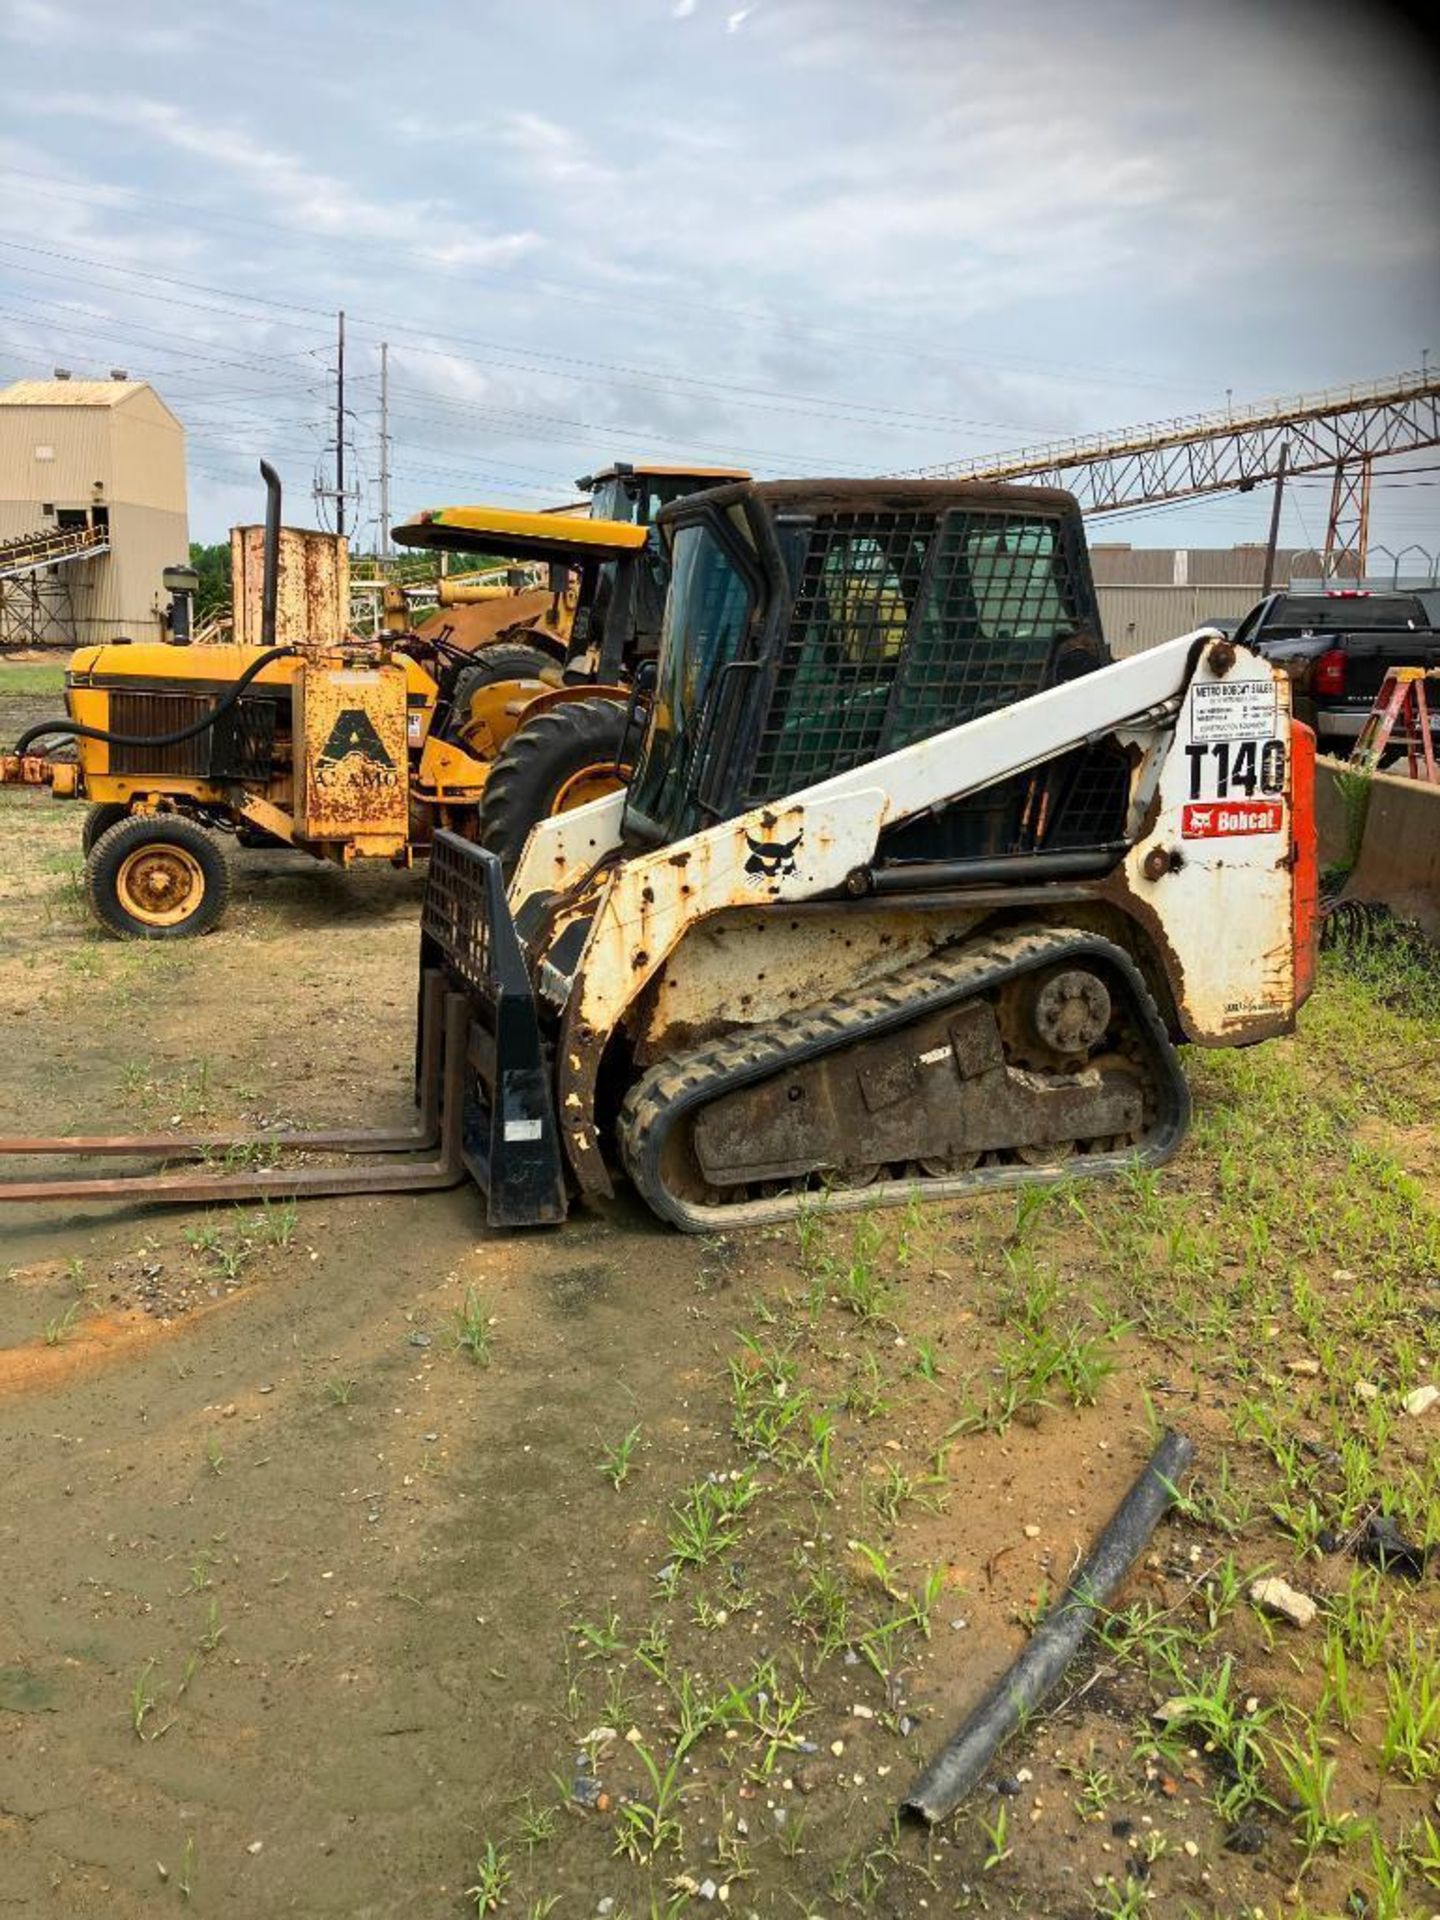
[902,1428,1195,1826]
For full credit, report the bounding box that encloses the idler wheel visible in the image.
[1027,967,1111,1056]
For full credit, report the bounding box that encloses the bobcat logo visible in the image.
[744,830,802,881]
[316,708,398,790]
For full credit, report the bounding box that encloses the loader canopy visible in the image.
[391,504,647,566]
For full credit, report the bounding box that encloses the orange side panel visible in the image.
[1290,720,1319,1006]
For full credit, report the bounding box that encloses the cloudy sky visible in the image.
[1,0,1436,554]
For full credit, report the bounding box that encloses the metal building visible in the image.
[0,377,188,649]
[1092,544,1332,655]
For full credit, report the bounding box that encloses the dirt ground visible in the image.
[1,750,1438,1920]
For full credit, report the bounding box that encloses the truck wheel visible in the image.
[450,643,556,718]
[85,815,231,939]
[478,698,631,878]
[82,803,129,854]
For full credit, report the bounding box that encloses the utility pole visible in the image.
[1261,439,1288,595]
[378,341,390,559]
[335,309,346,543]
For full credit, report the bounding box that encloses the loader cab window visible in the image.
[589,473,721,528]
[746,512,931,798]
[886,516,1075,748]
[746,506,1091,804]
[625,521,755,841]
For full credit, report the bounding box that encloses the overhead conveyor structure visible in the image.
[0,523,112,651]
[0,522,111,580]
[919,368,1440,577]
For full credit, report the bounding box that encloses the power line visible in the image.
[0,232,1065,440]
[0,162,1205,399]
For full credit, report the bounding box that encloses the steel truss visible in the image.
[920,370,1440,576]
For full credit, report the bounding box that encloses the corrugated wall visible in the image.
[109,389,187,512]
[1099,585,1263,656]
[0,401,113,509]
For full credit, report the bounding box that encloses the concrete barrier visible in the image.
[1316,754,1440,938]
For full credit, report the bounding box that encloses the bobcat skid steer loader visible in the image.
[1,480,1317,1232]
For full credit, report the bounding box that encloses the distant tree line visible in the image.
[188,542,231,623]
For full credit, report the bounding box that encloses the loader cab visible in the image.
[624,479,1121,863]
[577,462,750,530]
[576,464,750,661]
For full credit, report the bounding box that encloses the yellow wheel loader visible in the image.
[2,462,742,936]
[2,478,1318,1229]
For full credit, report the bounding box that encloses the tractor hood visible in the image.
[391,505,648,566]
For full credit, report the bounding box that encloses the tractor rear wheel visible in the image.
[82,802,129,853]
[450,643,556,720]
[86,814,231,939]
[477,697,631,879]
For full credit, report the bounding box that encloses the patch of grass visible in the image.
[248,1199,298,1248]
[323,1377,357,1407]
[463,1841,510,1914]
[612,1738,686,1863]
[1379,1632,1440,1782]
[1272,1727,1363,1866]
[595,1421,641,1489]
[0,661,65,696]
[42,1300,81,1346]
[129,1660,157,1739]
[666,1471,760,1571]
[978,1799,1011,1869]
[449,1288,494,1365]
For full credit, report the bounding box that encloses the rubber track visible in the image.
[617,923,1190,1232]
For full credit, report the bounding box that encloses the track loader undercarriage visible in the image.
[618,927,1187,1231]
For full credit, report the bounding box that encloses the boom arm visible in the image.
[514,627,1210,899]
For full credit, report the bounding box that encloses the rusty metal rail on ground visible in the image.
[0,974,469,1207]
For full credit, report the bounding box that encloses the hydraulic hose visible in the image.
[13,645,300,757]
[901,1428,1195,1825]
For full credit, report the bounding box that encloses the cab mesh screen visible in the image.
[746,507,1082,803]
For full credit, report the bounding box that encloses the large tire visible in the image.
[85,814,231,940]
[449,643,556,720]
[478,698,630,879]
[82,802,129,854]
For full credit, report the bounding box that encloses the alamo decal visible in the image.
[316,708,399,789]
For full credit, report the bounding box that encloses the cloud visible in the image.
[33,92,539,271]
[3,0,1437,546]
[0,0,69,45]
[494,111,618,191]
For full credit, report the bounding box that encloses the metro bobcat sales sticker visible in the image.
[1191,679,1277,741]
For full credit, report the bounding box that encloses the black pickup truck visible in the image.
[1234,589,1440,756]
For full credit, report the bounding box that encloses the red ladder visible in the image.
[1349,667,1438,783]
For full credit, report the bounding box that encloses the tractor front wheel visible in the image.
[86,815,232,939]
[477,698,631,879]
[82,802,130,854]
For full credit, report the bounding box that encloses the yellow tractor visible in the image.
[3,461,744,935]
